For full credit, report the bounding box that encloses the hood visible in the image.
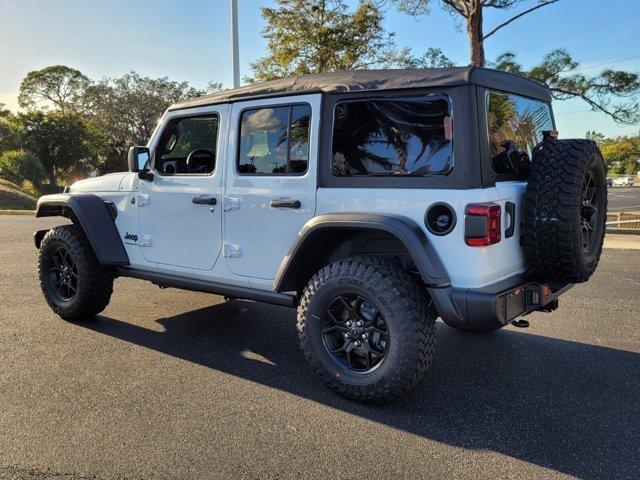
[69,172,132,193]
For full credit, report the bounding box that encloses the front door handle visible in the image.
[192,195,217,205]
[270,199,301,209]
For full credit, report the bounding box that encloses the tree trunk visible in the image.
[467,5,485,68]
[44,164,55,185]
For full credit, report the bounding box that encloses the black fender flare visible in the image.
[274,213,450,288]
[35,193,130,266]
[273,213,465,326]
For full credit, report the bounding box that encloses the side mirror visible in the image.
[128,146,153,180]
[128,146,150,172]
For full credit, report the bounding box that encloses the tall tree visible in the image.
[0,103,10,118]
[84,73,220,166]
[18,65,91,113]
[387,0,558,67]
[249,0,400,82]
[492,50,640,125]
[21,111,94,183]
[0,107,23,153]
[392,47,455,68]
[599,135,640,175]
[388,1,640,124]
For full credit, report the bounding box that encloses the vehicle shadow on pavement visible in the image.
[90,300,640,479]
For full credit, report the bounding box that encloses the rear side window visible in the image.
[486,91,553,174]
[238,104,311,175]
[331,97,453,177]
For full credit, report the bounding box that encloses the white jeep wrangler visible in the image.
[35,67,607,402]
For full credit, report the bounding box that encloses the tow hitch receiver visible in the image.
[501,282,568,323]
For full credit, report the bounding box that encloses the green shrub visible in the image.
[0,184,36,210]
[36,183,65,195]
[0,149,45,186]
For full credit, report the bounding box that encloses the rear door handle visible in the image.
[192,195,217,205]
[505,201,516,238]
[270,199,301,209]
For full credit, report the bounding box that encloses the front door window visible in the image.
[155,115,219,175]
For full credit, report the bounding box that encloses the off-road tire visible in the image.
[38,225,114,321]
[522,139,607,283]
[297,257,437,403]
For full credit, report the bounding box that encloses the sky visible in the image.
[0,0,639,138]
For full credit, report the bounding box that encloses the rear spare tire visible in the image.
[522,139,607,283]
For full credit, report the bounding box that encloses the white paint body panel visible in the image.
[70,172,130,193]
[70,99,528,293]
[223,94,321,280]
[315,181,527,289]
[69,172,145,267]
[137,105,228,271]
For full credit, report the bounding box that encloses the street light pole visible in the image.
[231,0,240,88]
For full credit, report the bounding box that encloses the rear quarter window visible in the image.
[486,91,553,175]
[331,96,453,177]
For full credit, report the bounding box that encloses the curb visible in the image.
[606,229,640,236]
[603,234,640,250]
[0,210,35,216]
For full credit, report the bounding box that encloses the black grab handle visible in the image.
[505,201,516,238]
[192,196,217,205]
[270,199,301,209]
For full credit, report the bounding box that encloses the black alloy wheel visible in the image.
[581,171,598,252]
[321,294,389,373]
[45,246,79,302]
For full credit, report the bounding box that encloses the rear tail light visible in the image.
[465,203,501,246]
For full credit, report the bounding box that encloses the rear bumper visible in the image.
[429,274,574,330]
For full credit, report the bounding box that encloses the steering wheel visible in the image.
[186,149,216,173]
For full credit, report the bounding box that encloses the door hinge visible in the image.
[141,234,152,247]
[223,196,241,211]
[223,242,241,258]
[136,194,150,207]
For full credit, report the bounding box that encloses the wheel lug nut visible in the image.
[354,341,360,347]
[344,333,350,339]
[345,321,351,327]
[356,321,363,327]
[362,333,368,339]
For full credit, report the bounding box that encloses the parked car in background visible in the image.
[606,177,613,187]
[612,177,635,187]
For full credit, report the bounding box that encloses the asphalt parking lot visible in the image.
[608,186,640,211]
[1,216,639,480]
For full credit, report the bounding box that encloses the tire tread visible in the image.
[38,224,113,321]
[297,257,436,402]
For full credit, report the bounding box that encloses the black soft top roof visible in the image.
[169,67,551,111]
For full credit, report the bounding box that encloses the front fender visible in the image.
[35,193,129,266]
